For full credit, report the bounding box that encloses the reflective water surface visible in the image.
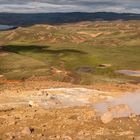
[116,70,140,77]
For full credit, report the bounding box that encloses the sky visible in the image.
[0,0,140,13]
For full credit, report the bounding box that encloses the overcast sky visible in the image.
[0,0,140,13]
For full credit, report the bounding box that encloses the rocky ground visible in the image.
[0,80,140,140]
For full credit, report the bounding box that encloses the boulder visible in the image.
[28,100,38,107]
[101,111,113,124]
[21,127,32,135]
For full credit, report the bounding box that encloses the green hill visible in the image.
[0,20,140,84]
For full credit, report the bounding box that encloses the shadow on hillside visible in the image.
[1,45,87,55]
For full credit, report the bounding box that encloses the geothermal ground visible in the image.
[0,80,140,140]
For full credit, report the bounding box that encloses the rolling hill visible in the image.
[0,20,140,84]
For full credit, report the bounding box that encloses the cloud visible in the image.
[0,0,140,13]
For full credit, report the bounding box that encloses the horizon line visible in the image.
[0,11,140,14]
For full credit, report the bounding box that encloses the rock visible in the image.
[0,75,4,78]
[101,111,113,124]
[37,90,49,96]
[21,127,32,135]
[83,110,95,120]
[5,132,16,140]
[28,100,38,107]
[37,133,44,138]
[94,127,106,135]
[0,75,5,81]
[78,131,90,136]
[8,121,17,125]
[48,135,61,139]
[129,113,136,119]
[98,64,112,68]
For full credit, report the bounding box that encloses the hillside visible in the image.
[0,20,140,84]
[0,12,140,140]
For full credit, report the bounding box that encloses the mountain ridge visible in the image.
[0,12,140,26]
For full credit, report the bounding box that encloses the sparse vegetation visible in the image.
[0,20,140,84]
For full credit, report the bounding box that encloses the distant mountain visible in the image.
[0,12,140,26]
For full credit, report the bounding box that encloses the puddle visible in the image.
[76,66,95,73]
[94,90,140,117]
[116,70,140,77]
